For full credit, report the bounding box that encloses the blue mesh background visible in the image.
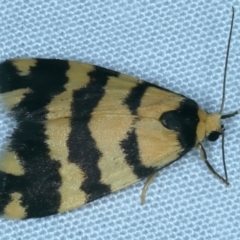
[0,1,239,239]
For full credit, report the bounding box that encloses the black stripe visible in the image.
[12,59,70,120]
[68,66,119,202]
[121,82,155,178]
[160,98,199,157]
[122,80,185,115]
[120,129,156,178]
[0,171,12,213]
[1,59,70,217]
[176,98,199,156]
[0,60,29,93]
[9,121,61,218]
[123,82,149,115]
[0,172,33,215]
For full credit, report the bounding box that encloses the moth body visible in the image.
[0,59,228,219]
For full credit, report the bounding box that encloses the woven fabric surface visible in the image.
[0,1,239,239]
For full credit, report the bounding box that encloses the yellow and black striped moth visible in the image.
[0,8,237,219]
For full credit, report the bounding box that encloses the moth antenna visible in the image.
[216,7,235,185]
[219,6,234,115]
[221,110,238,119]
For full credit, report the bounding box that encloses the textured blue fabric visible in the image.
[0,1,239,239]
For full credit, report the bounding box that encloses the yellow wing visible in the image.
[0,59,200,218]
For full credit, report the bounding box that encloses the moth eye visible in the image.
[208,131,221,141]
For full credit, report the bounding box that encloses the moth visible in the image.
[0,8,237,219]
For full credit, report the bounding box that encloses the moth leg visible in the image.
[197,143,229,186]
[141,172,158,204]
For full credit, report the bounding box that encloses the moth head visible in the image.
[196,110,223,143]
[196,110,239,143]
[205,113,223,142]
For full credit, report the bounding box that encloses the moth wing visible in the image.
[0,58,196,218]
